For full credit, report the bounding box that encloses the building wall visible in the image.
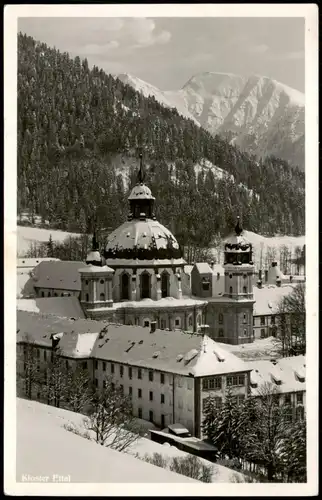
[206,302,254,345]
[110,267,185,302]
[94,360,195,433]
[191,268,213,298]
[197,370,251,438]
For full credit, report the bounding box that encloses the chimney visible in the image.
[257,279,262,289]
[258,269,262,281]
[276,278,281,287]
[264,270,268,283]
[150,321,157,333]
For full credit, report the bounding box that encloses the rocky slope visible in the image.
[118,72,305,170]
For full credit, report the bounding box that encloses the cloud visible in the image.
[264,50,305,62]
[125,18,171,49]
[247,44,270,54]
[81,40,119,55]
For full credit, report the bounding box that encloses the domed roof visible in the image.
[128,184,155,200]
[104,219,183,262]
[224,217,252,251]
[86,250,102,264]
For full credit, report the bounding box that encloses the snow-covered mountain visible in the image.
[117,72,305,170]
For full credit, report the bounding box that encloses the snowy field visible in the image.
[16,398,245,484]
[17,226,81,257]
[17,225,305,263]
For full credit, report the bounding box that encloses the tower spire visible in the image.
[235,216,243,236]
[137,153,145,184]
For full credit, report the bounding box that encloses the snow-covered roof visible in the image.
[31,260,84,291]
[17,257,60,268]
[253,284,296,316]
[193,263,213,274]
[248,355,306,394]
[89,296,208,312]
[78,264,115,274]
[17,297,86,319]
[266,262,285,284]
[17,311,248,377]
[16,398,196,484]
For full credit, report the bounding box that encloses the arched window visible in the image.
[161,271,170,298]
[54,293,57,297]
[86,293,89,302]
[41,292,44,297]
[141,271,151,299]
[100,292,105,301]
[121,273,130,300]
[188,315,193,327]
[219,313,223,324]
[243,286,247,294]
[100,279,104,285]
[229,286,233,295]
[61,293,64,297]
[197,314,201,326]
[48,292,51,297]
[219,329,224,338]
[296,405,304,421]
[160,319,166,330]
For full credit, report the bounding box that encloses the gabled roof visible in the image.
[17,296,86,319]
[193,263,213,274]
[16,311,248,377]
[249,355,306,394]
[253,284,296,316]
[32,261,84,291]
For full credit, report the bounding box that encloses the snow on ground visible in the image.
[17,398,244,483]
[16,299,39,313]
[17,226,81,257]
[217,337,280,361]
[16,398,197,484]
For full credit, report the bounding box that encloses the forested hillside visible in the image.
[17,32,305,256]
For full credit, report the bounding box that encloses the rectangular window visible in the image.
[138,408,142,419]
[120,365,124,378]
[202,379,208,391]
[243,313,247,324]
[178,398,183,409]
[128,367,132,379]
[161,319,166,330]
[149,410,153,422]
[120,384,123,394]
[178,377,183,388]
[149,371,153,382]
[111,382,115,391]
[253,317,255,325]
[271,315,276,325]
[82,361,87,370]
[187,378,193,390]
[95,360,98,370]
[36,349,40,359]
[160,373,165,384]
[260,316,265,326]
[261,329,266,338]
[111,363,114,374]
[238,375,245,386]
[161,394,165,404]
[95,378,98,387]
[237,395,245,405]
[202,377,221,390]
[175,318,180,326]
[44,350,47,361]
[285,394,292,405]
[149,391,153,401]
[297,393,303,405]
[161,414,165,427]
[138,388,142,398]
[65,360,69,370]
[138,368,142,379]
[103,361,106,372]
[103,380,107,389]
[129,386,132,396]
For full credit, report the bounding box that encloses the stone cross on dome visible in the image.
[235,216,243,236]
[137,153,145,185]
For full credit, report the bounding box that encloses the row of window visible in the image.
[94,381,166,404]
[254,315,276,326]
[41,291,72,297]
[202,374,246,390]
[94,360,166,384]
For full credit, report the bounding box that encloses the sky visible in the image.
[18,17,305,92]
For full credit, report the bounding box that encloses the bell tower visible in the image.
[216,217,255,344]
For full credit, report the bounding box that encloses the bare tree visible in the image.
[275,283,306,357]
[83,376,142,452]
[66,365,94,414]
[16,336,42,399]
[41,349,69,408]
[169,455,213,482]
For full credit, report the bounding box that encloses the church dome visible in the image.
[104,219,183,262]
[128,184,155,200]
